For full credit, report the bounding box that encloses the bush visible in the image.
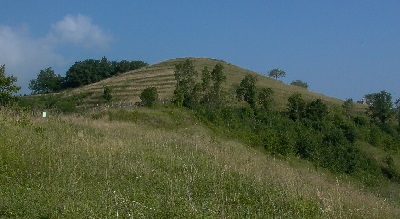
[102,86,112,102]
[140,87,158,107]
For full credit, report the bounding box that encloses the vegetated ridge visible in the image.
[52,57,347,109]
[5,57,400,218]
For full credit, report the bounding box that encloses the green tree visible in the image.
[114,60,148,74]
[29,67,63,94]
[210,63,226,106]
[268,68,286,80]
[0,64,20,106]
[201,66,211,92]
[172,88,185,106]
[395,98,400,129]
[290,80,308,89]
[172,59,198,107]
[64,57,114,88]
[129,60,148,71]
[236,74,258,109]
[365,91,393,124]
[258,88,274,111]
[140,87,158,107]
[342,98,354,119]
[287,93,306,121]
[102,86,112,102]
[305,99,328,121]
[115,60,131,74]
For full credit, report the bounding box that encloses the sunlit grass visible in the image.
[0,106,399,218]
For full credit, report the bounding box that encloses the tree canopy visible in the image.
[0,64,20,105]
[365,91,393,124]
[29,67,63,94]
[172,59,198,107]
[140,87,158,107]
[268,68,286,80]
[236,74,258,109]
[30,57,150,90]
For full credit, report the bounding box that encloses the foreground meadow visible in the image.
[1,106,399,218]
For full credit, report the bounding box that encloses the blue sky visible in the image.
[1,1,399,100]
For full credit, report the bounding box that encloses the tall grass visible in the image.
[0,106,399,218]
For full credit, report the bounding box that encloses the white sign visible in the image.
[42,112,47,118]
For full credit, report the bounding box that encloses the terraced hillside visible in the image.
[57,57,353,110]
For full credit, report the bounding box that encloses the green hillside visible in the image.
[22,57,361,111]
[4,57,400,218]
[1,106,400,218]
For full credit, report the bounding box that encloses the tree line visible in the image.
[154,59,400,186]
[29,57,148,94]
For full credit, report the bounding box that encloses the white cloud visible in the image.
[0,14,111,93]
[50,14,112,48]
[0,26,65,93]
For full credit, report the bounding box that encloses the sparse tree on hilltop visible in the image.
[268,68,286,80]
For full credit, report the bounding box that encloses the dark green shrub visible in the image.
[140,87,158,107]
[287,93,306,121]
[369,125,384,147]
[353,116,368,126]
[305,99,328,121]
[381,155,399,182]
[55,100,75,113]
[102,86,112,102]
[261,129,280,154]
[294,127,321,159]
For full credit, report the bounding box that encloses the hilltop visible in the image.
[24,57,355,111]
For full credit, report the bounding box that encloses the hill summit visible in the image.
[56,57,342,109]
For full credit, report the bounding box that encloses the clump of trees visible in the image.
[29,57,148,94]
[364,91,393,124]
[170,59,400,185]
[29,67,63,94]
[172,59,226,109]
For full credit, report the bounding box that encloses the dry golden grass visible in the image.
[55,57,366,111]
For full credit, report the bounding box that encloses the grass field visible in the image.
[1,106,399,218]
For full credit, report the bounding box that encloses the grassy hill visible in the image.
[1,106,400,218]
[6,57,399,218]
[23,57,363,111]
